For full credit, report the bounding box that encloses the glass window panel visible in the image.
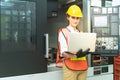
[14,31,18,42]
[20,16,26,22]
[93,8,101,14]
[111,15,118,22]
[12,10,18,15]
[91,0,101,7]
[102,7,107,14]
[0,1,36,53]
[19,23,25,30]
[26,10,31,16]
[27,23,31,30]
[1,23,10,30]
[113,7,118,13]
[5,10,11,15]
[20,11,25,15]
[12,23,18,30]
[27,17,31,22]
[108,8,112,13]
[105,1,112,7]
[1,10,5,14]
[1,30,9,40]
[1,16,11,24]
[12,16,18,22]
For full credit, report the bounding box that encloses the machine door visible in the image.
[0,0,47,77]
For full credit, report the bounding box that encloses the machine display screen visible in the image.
[93,15,108,27]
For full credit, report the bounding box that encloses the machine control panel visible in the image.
[91,6,120,56]
[94,66,108,75]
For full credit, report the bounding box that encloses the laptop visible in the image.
[68,32,97,52]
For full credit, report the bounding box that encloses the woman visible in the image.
[57,5,90,80]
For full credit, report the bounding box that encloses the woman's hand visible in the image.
[76,48,90,58]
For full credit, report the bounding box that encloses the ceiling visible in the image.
[58,0,82,5]
[58,0,83,9]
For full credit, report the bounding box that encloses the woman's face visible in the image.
[67,16,81,28]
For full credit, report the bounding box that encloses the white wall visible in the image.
[112,0,120,6]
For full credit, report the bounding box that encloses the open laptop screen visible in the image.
[68,33,97,52]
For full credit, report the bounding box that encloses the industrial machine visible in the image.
[91,5,120,56]
[90,5,120,79]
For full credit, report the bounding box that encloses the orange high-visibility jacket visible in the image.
[57,28,88,70]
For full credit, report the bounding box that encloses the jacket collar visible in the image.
[67,26,79,33]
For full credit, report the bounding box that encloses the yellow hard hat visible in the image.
[66,5,83,17]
